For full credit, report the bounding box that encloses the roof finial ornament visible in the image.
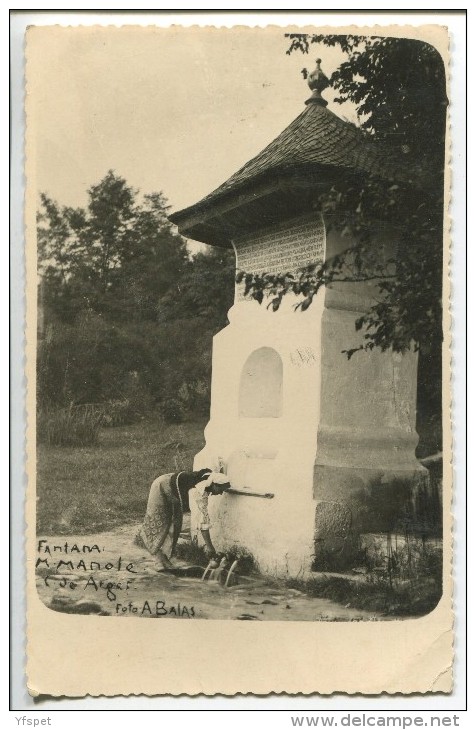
[305,58,329,107]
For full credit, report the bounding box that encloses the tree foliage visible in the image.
[37,171,235,419]
[38,171,189,322]
[240,35,447,358]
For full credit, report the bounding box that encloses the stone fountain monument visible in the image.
[170,61,428,577]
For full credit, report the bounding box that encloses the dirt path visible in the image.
[35,523,382,622]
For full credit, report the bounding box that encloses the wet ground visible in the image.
[35,522,381,622]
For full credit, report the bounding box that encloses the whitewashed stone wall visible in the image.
[192,217,425,577]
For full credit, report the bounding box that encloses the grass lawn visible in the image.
[37,415,207,535]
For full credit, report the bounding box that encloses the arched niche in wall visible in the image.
[239,347,283,418]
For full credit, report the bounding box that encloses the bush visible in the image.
[101,399,142,427]
[361,533,443,586]
[102,379,152,427]
[175,379,210,418]
[36,314,156,409]
[37,405,103,447]
[161,398,186,424]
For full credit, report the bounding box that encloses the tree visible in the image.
[37,173,235,418]
[154,246,236,419]
[240,35,446,359]
[158,246,235,330]
[37,172,189,409]
[37,171,189,323]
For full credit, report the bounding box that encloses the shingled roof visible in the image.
[170,60,429,246]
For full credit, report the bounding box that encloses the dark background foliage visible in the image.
[37,171,235,425]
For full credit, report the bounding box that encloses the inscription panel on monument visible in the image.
[234,213,325,277]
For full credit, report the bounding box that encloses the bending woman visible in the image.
[135,469,212,569]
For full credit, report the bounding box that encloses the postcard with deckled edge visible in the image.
[25,22,453,697]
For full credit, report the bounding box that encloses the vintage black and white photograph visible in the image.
[24,19,454,696]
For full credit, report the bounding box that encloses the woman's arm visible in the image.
[193,481,217,557]
[200,527,217,558]
[193,474,230,558]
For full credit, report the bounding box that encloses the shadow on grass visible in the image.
[286,573,442,617]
